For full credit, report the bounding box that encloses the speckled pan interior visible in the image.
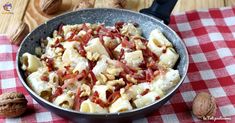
[16,8,188,122]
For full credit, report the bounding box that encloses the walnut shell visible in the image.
[73,1,94,11]
[192,92,217,119]
[40,0,62,14]
[106,0,127,8]
[9,21,29,46]
[0,92,28,118]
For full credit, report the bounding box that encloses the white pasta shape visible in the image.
[80,99,108,113]
[53,91,75,109]
[149,29,172,47]
[48,72,59,84]
[109,97,133,113]
[62,24,83,36]
[26,69,52,100]
[147,38,164,56]
[72,57,89,73]
[21,52,42,73]
[124,50,144,67]
[62,48,81,65]
[133,91,160,108]
[93,85,114,102]
[92,55,109,76]
[85,38,110,57]
[61,41,80,50]
[121,23,141,36]
[159,47,179,68]
[120,82,150,100]
[152,68,180,91]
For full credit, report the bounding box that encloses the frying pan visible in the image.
[16,0,189,122]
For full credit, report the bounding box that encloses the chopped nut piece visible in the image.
[106,0,127,8]
[106,67,123,76]
[80,84,91,97]
[86,52,100,61]
[105,73,115,80]
[126,75,137,83]
[107,78,125,86]
[73,1,94,11]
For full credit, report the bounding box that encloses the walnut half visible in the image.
[0,92,28,117]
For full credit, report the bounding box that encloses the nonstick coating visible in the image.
[16,8,188,123]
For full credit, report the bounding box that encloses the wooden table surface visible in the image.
[0,0,235,35]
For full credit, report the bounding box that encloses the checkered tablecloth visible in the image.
[1,6,235,123]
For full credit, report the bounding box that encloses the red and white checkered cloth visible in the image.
[1,6,235,123]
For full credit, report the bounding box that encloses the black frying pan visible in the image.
[16,0,189,123]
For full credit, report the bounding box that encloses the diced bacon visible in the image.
[61,78,76,89]
[141,89,150,96]
[145,68,153,82]
[89,70,97,85]
[63,72,78,80]
[155,96,160,100]
[82,23,89,31]
[42,57,55,72]
[76,43,86,57]
[121,38,135,49]
[40,75,49,81]
[66,31,77,41]
[74,87,88,110]
[57,24,64,36]
[114,61,137,74]
[91,91,109,108]
[115,21,124,31]
[118,48,125,61]
[50,87,63,102]
[76,70,88,80]
[81,33,91,44]
[107,91,121,104]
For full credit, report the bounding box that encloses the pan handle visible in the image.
[140,0,178,25]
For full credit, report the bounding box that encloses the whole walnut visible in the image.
[106,0,127,8]
[192,92,217,119]
[40,0,62,14]
[73,1,94,11]
[0,92,28,117]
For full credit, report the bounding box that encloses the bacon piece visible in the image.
[74,87,88,110]
[121,38,135,49]
[155,96,160,100]
[42,57,55,72]
[40,75,49,81]
[81,33,91,44]
[145,68,154,82]
[76,43,86,57]
[61,78,76,89]
[115,21,124,31]
[91,91,109,108]
[76,70,88,80]
[114,61,137,74]
[118,48,125,61]
[141,89,150,96]
[57,24,64,36]
[89,70,97,85]
[107,91,121,104]
[50,87,63,102]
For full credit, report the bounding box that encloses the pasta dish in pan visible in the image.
[20,22,180,113]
